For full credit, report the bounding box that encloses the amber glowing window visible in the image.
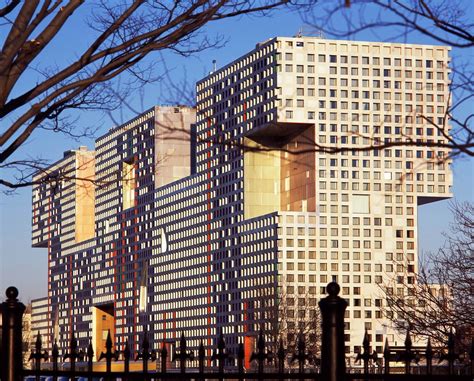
[122,160,136,209]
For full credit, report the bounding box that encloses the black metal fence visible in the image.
[1,283,473,381]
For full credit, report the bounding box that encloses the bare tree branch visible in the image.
[1,0,315,170]
[0,0,20,18]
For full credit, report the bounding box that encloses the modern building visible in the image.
[31,36,452,362]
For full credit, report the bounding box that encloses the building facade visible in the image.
[32,37,452,361]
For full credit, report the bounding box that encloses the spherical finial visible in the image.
[6,286,19,300]
[326,281,340,296]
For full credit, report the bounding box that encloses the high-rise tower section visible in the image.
[195,36,452,351]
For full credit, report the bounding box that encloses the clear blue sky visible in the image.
[0,2,473,303]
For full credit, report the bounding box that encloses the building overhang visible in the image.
[245,121,313,148]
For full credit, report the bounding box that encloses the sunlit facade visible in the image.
[32,36,452,360]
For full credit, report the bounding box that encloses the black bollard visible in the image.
[319,282,348,381]
[1,287,26,381]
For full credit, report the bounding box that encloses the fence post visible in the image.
[1,286,26,381]
[318,281,347,381]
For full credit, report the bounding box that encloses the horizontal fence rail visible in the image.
[2,283,473,381]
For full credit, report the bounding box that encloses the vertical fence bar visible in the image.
[470,338,474,376]
[403,331,412,375]
[447,330,456,375]
[362,330,370,374]
[277,338,285,374]
[237,342,244,374]
[356,329,377,377]
[106,331,113,373]
[291,332,308,374]
[298,333,306,373]
[198,341,205,374]
[87,340,94,381]
[425,338,433,375]
[250,329,267,374]
[52,341,59,381]
[173,332,193,374]
[211,332,229,376]
[318,282,348,381]
[98,330,117,381]
[0,287,26,381]
[33,335,40,381]
[29,332,48,381]
[140,332,149,374]
[63,331,79,380]
[439,329,459,376]
[161,342,168,373]
[383,338,390,375]
[123,340,130,375]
